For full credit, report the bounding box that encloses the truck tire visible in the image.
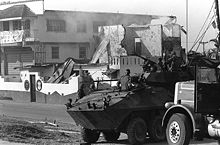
[81,127,100,143]
[103,130,120,142]
[127,117,147,145]
[148,116,165,142]
[166,113,191,145]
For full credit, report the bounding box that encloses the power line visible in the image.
[0,0,43,6]
[195,16,215,52]
[190,1,215,51]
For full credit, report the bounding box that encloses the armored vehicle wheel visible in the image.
[103,130,120,142]
[166,113,191,145]
[81,127,100,143]
[127,117,147,145]
[148,116,165,142]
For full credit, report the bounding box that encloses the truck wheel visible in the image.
[127,117,147,145]
[103,130,120,142]
[166,113,191,145]
[148,116,165,142]
[81,127,100,143]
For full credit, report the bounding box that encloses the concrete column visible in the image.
[1,47,7,76]
[0,48,1,75]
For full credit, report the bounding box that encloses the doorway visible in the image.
[30,75,36,102]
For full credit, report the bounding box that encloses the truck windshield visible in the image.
[197,68,218,83]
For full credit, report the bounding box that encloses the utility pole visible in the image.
[215,0,220,59]
[199,41,208,55]
[0,38,1,75]
[186,0,189,63]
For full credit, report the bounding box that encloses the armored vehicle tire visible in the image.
[127,117,147,145]
[166,113,191,145]
[103,130,120,142]
[148,116,165,142]
[81,127,100,143]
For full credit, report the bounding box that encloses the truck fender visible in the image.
[162,104,196,133]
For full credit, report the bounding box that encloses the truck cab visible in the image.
[162,65,220,145]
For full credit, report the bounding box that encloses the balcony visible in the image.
[0,30,38,46]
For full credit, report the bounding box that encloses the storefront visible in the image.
[1,46,34,75]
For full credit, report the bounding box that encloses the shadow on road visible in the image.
[79,138,219,145]
[80,138,167,145]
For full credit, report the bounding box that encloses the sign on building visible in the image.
[0,30,24,44]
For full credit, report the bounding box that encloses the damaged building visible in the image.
[91,22,185,78]
[0,2,163,81]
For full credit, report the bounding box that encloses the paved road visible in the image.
[0,100,74,124]
[0,100,219,145]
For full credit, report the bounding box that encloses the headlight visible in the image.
[207,116,215,124]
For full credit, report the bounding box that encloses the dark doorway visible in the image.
[30,75,36,102]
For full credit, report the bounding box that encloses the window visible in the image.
[3,21,9,31]
[51,47,59,59]
[24,19,31,37]
[77,21,87,33]
[135,38,142,55]
[79,47,87,59]
[24,19,30,30]
[13,20,21,30]
[47,19,66,32]
[197,68,218,83]
[93,21,106,33]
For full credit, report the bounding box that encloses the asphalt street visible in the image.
[0,100,219,145]
[0,100,74,124]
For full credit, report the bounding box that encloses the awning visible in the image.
[0,17,22,21]
[0,42,22,47]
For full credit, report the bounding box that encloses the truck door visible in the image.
[195,66,220,114]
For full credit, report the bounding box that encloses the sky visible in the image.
[0,0,218,52]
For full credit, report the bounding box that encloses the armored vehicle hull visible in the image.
[68,86,172,129]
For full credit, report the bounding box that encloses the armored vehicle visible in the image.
[67,69,193,145]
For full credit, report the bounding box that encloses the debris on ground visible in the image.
[0,115,81,145]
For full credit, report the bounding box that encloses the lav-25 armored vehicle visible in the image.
[67,61,193,145]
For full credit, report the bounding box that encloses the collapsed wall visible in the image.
[92,23,183,63]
